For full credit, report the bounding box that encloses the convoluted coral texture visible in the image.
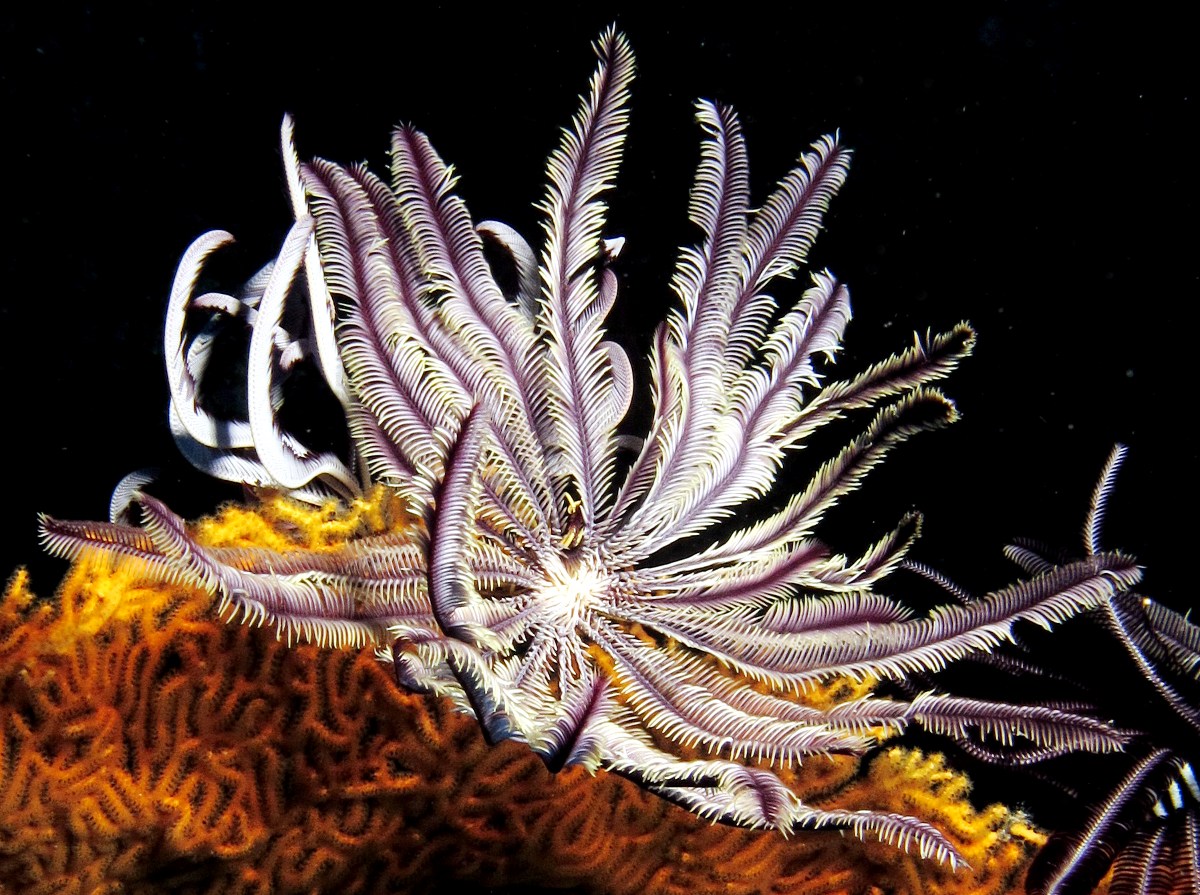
[4,493,1046,895]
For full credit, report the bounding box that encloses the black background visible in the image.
[2,4,1194,617]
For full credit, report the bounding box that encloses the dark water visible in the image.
[5,5,1191,602]
[1,1,1194,872]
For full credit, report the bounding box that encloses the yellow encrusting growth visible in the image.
[191,484,419,553]
[2,495,1055,894]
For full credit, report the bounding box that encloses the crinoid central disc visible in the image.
[536,551,610,624]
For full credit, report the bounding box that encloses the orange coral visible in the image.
[2,493,1048,895]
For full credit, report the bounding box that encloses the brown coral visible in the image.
[2,493,1046,895]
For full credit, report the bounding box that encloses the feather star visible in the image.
[40,29,1142,866]
[913,446,1200,894]
[1024,447,1200,894]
